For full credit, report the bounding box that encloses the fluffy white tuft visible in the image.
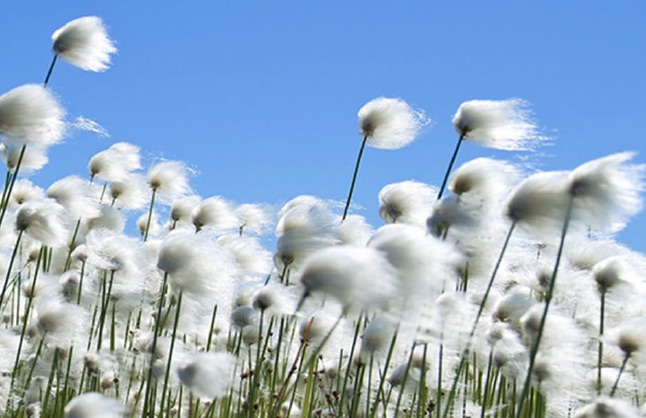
[64,392,127,418]
[52,16,117,72]
[452,98,546,150]
[358,97,428,149]
[177,352,237,399]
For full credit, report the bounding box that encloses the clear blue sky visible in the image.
[1,2,645,251]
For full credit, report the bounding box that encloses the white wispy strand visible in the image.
[64,392,128,418]
[177,352,237,400]
[452,98,546,150]
[147,160,191,203]
[70,116,109,138]
[15,199,68,246]
[0,84,66,146]
[88,142,141,182]
[47,175,101,219]
[378,180,437,226]
[299,245,398,312]
[52,16,117,72]
[568,152,645,233]
[358,97,429,149]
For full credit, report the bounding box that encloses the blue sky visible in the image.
[1,2,645,251]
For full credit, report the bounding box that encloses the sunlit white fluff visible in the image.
[15,199,68,246]
[299,245,398,311]
[86,204,125,233]
[9,179,45,207]
[359,315,398,360]
[147,160,191,203]
[235,203,273,234]
[218,235,273,280]
[452,98,545,150]
[0,84,66,146]
[574,396,640,418]
[358,97,429,149]
[378,180,436,226]
[47,175,101,219]
[64,392,127,418]
[506,170,571,238]
[1,142,50,172]
[427,194,476,237]
[568,152,645,233]
[335,214,373,246]
[449,157,520,201]
[52,16,117,72]
[177,352,237,399]
[192,196,239,232]
[88,142,141,182]
[34,297,87,346]
[169,195,202,227]
[109,173,148,210]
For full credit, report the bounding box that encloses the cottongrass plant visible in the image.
[3,15,646,418]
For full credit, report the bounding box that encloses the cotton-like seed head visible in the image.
[177,352,236,400]
[191,196,239,232]
[88,142,141,182]
[506,171,570,237]
[109,174,148,210]
[610,321,646,358]
[47,175,101,219]
[574,396,640,418]
[300,245,398,311]
[15,199,68,246]
[2,142,50,173]
[378,180,437,226]
[10,179,45,207]
[52,16,117,72]
[170,195,202,224]
[452,98,546,150]
[449,157,520,199]
[147,160,191,203]
[230,306,257,329]
[86,204,125,233]
[236,203,273,234]
[64,392,127,418]
[358,97,429,150]
[427,194,476,237]
[360,315,397,358]
[568,152,645,233]
[335,214,374,246]
[593,257,628,293]
[0,84,66,146]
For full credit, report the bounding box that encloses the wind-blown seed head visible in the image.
[109,173,148,210]
[47,175,101,219]
[378,180,437,226]
[568,152,645,233]
[427,194,476,237]
[147,160,191,203]
[299,245,398,311]
[34,297,87,346]
[15,199,68,246]
[1,142,50,173]
[191,196,239,232]
[506,170,570,237]
[10,179,45,207]
[88,142,141,182]
[593,256,632,293]
[170,195,202,226]
[0,84,66,146]
[452,98,546,150]
[52,16,117,72]
[449,157,520,200]
[358,97,429,149]
[235,203,273,234]
[177,352,237,400]
[360,315,398,359]
[64,392,127,418]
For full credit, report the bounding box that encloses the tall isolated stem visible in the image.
[515,195,574,418]
[143,187,158,241]
[437,135,464,200]
[609,354,629,397]
[44,54,58,86]
[343,135,368,220]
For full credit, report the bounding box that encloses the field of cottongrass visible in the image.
[1,15,646,418]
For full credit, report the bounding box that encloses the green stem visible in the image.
[0,144,27,230]
[437,135,464,200]
[44,54,58,86]
[609,354,629,397]
[160,291,183,415]
[597,290,606,395]
[0,229,24,309]
[343,135,368,220]
[143,188,158,241]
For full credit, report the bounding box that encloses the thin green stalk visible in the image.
[44,54,58,86]
[63,218,83,271]
[76,260,86,305]
[370,329,399,418]
[597,290,606,395]
[480,350,494,418]
[343,135,368,220]
[609,354,630,397]
[394,343,417,418]
[437,135,465,200]
[206,304,218,351]
[516,195,574,418]
[159,291,182,418]
[0,229,24,309]
[143,188,158,241]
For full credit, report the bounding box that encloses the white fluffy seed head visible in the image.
[378,180,437,226]
[47,175,101,219]
[177,352,237,399]
[147,160,191,203]
[10,179,45,207]
[191,196,239,232]
[569,152,645,233]
[574,396,640,418]
[15,199,68,246]
[452,98,546,150]
[235,203,273,234]
[0,84,66,147]
[88,142,141,182]
[299,245,398,311]
[52,16,117,72]
[358,97,429,150]
[64,392,127,418]
[109,173,148,210]
[449,157,520,199]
